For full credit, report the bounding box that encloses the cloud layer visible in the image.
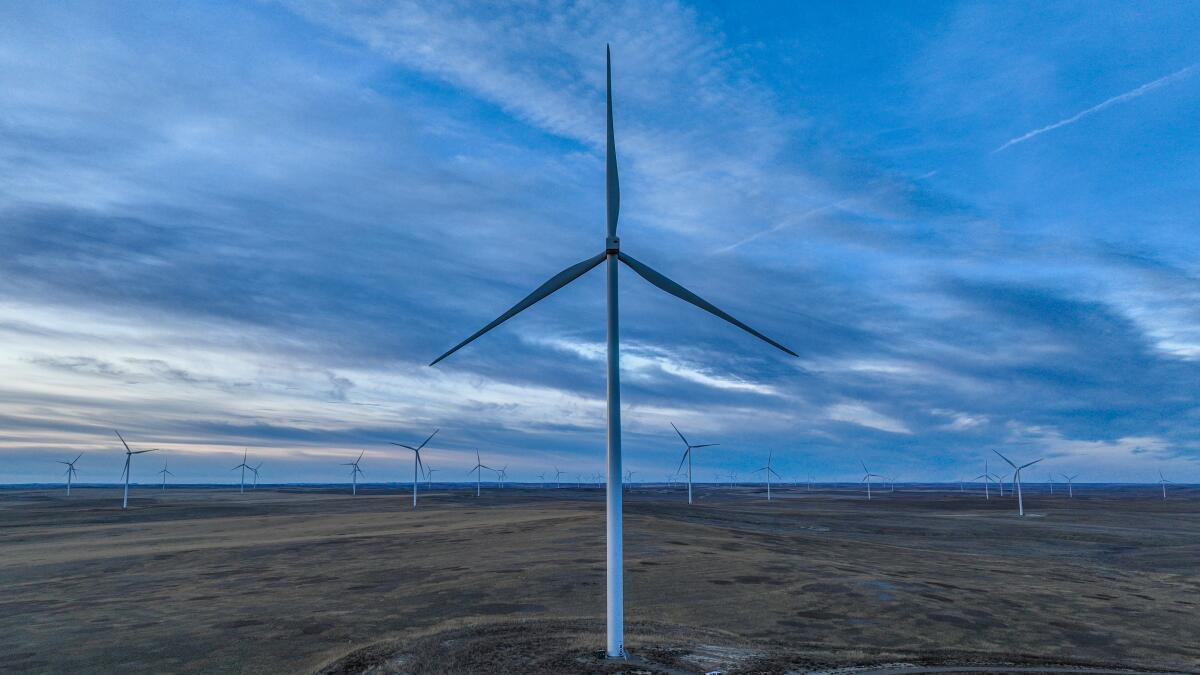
[1,1,1198,484]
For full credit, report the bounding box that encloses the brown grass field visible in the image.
[1,484,1197,674]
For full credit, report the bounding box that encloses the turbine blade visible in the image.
[618,252,796,357]
[133,449,155,454]
[416,429,439,451]
[1020,458,1044,469]
[606,44,619,239]
[675,449,690,475]
[861,460,869,473]
[692,443,719,449]
[992,449,1017,469]
[769,468,781,478]
[390,443,418,451]
[430,252,607,366]
[73,452,83,463]
[115,430,132,453]
[670,422,689,447]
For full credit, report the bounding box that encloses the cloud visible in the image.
[825,402,911,435]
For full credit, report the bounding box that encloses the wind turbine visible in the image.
[469,450,493,497]
[1048,474,1055,495]
[498,466,509,488]
[671,423,718,505]
[993,449,1042,517]
[426,466,438,489]
[57,453,82,496]
[115,430,155,509]
[1158,470,1171,500]
[860,460,883,500]
[757,451,782,501]
[537,472,545,488]
[554,467,565,489]
[1061,473,1078,498]
[624,469,635,492]
[342,451,365,496]
[427,46,794,658]
[157,458,174,492]
[974,470,991,500]
[728,471,737,489]
[250,462,262,489]
[391,429,438,508]
[232,449,251,494]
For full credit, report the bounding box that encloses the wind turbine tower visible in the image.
[671,423,718,505]
[343,451,365,495]
[232,450,251,494]
[860,460,883,500]
[993,449,1042,517]
[58,453,82,496]
[391,429,438,508]
[427,47,794,658]
[115,430,155,509]
[158,458,174,492]
[757,451,782,501]
[1158,470,1171,500]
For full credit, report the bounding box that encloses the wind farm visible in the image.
[2,3,1199,674]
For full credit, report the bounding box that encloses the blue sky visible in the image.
[1,1,1198,485]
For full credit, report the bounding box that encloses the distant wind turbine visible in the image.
[342,451,365,496]
[157,458,174,492]
[469,450,494,497]
[860,460,883,500]
[671,423,718,505]
[58,453,82,496]
[250,462,262,489]
[1062,473,1078,498]
[391,429,438,508]
[757,451,782,501]
[537,472,545,488]
[115,430,155,509]
[1048,474,1055,495]
[425,466,438,488]
[232,449,251,494]
[427,46,795,658]
[974,469,991,500]
[993,449,1042,517]
[554,467,565,489]
[1158,470,1171,500]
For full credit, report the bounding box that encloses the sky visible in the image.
[1,1,1198,485]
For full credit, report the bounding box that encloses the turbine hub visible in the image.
[606,235,620,253]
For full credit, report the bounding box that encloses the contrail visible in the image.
[994,63,1198,153]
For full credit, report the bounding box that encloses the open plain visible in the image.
[1,485,1197,674]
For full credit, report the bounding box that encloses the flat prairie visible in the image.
[1,485,1197,674]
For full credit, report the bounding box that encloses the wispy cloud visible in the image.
[994,63,1199,152]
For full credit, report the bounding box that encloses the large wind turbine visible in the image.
[157,458,174,492]
[993,449,1042,517]
[1158,470,1171,500]
[428,47,794,657]
[232,450,251,494]
[671,423,718,505]
[860,460,883,500]
[391,429,438,508]
[757,451,782,501]
[343,451,365,496]
[469,450,493,497]
[58,453,82,496]
[115,430,155,509]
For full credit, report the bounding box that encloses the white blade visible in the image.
[606,44,619,239]
[618,252,796,357]
[430,252,607,366]
[992,449,1017,469]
